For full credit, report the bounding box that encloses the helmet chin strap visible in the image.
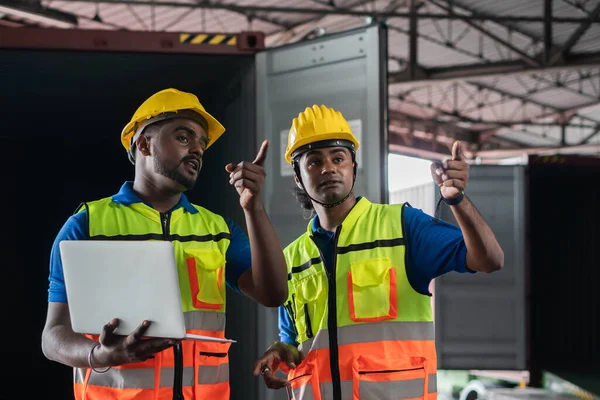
[293,159,357,209]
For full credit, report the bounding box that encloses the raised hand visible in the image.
[430,140,469,200]
[225,139,269,212]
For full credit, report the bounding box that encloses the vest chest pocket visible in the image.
[348,257,397,322]
[184,249,225,310]
[293,270,328,342]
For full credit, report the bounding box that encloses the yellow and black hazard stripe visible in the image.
[179,33,237,46]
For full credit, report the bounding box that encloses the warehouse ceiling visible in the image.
[2,0,600,161]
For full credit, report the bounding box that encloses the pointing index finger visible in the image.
[253,139,269,166]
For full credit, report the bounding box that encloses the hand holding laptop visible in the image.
[91,318,180,367]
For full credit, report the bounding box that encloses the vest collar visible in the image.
[112,181,198,214]
[306,196,372,236]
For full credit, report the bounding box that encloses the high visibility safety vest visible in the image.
[282,198,437,400]
[73,197,232,400]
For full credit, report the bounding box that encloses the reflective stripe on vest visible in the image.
[75,364,230,387]
[283,198,437,400]
[292,376,437,400]
[75,197,231,400]
[298,322,435,353]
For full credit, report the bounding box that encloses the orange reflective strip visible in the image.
[354,354,428,378]
[340,342,437,381]
[291,341,436,384]
[347,268,398,323]
[288,369,436,399]
[154,351,161,394]
[195,381,229,400]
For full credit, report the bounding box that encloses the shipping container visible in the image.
[433,155,600,396]
[0,25,388,400]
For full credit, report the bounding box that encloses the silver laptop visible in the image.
[59,240,234,343]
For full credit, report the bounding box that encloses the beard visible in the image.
[152,145,199,190]
[309,183,351,205]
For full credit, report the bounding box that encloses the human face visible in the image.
[297,146,354,205]
[148,118,208,190]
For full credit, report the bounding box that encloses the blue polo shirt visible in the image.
[48,182,252,302]
[278,198,473,344]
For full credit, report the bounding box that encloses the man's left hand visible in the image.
[226,139,269,211]
[430,140,469,199]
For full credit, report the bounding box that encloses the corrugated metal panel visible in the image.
[434,165,527,370]
[573,25,600,53]
[455,0,544,17]
[389,182,436,216]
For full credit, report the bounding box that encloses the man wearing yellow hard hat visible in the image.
[253,105,504,400]
[42,88,288,399]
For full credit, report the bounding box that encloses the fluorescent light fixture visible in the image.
[0,1,78,28]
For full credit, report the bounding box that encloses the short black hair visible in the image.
[141,119,171,138]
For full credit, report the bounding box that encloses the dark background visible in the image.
[527,156,600,386]
[0,48,259,399]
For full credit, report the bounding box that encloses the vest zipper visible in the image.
[310,226,342,400]
[161,212,184,400]
[303,303,313,339]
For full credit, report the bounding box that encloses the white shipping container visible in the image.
[389,181,436,216]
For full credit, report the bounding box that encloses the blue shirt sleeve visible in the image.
[224,218,252,293]
[48,211,88,303]
[404,205,473,295]
[278,305,298,345]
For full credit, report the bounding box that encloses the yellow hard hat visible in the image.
[284,104,360,164]
[121,88,225,152]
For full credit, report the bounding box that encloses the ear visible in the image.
[136,135,151,157]
[292,162,304,189]
[293,173,303,189]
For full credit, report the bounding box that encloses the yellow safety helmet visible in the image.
[284,104,360,164]
[121,88,225,159]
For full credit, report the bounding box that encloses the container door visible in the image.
[434,165,527,371]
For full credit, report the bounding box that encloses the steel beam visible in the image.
[389,51,600,83]
[44,0,600,23]
[471,144,600,158]
[428,0,539,66]
[409,0,418,80]
[0,0,78,27]
[389,109,477,142]
[206,0,295,30]
[548,2,600,65]
[264,0,378,45]
[579,126,600,144]
[544,0,552,64]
